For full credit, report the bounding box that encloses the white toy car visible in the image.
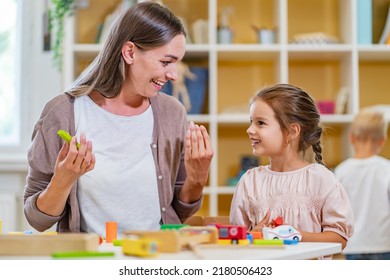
[262,225,302,241]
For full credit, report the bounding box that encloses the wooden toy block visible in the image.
[217,239,250,245]
[52,251,115,258]
[249,231,263,240]
[253,239,284,246]
[106,221,117,243]
[183,215,204,226]
[123,226,218,253]
[179,226,219,246]
[0,233,99,256]
[123,230,181,252]
[160,224,189,230]
[122,237,159,257]
[217,239,233,245]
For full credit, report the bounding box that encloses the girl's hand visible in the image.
[252,211,271,231]
[184,121,213,188]
[54,133,95,188]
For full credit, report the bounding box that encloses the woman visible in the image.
[24,2,213,237]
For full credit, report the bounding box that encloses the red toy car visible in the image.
[214,224,247,243]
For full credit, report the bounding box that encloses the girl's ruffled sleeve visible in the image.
[321,179,354,240]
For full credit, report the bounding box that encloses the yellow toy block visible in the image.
[122,237,159,257]
[217,239,232,245]
[217,239,250,245]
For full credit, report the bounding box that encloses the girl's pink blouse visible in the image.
[230,164,354,241]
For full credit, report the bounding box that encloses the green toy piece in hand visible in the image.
[57,129,80,149]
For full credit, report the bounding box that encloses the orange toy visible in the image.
[106,221,117,243]
[249,231,263,240]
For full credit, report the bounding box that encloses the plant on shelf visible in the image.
[49,0,75,71]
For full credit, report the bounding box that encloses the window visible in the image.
[0,0,19,145]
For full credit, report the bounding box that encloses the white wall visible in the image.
[0,0,62,232]
[23,0,63,134]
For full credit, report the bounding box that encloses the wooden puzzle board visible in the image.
[0,233,99,256]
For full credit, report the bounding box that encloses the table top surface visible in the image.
[0,241,342,260]
[110,242,342,260]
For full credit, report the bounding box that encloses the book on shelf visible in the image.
[357,0,372,44]
[335,87,349,114]
[94,22,104,44]
[378,4,390,44]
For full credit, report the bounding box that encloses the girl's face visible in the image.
[247,99,286,157]
[128,34,186,98]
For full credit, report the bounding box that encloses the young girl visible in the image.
[230,84,354,250]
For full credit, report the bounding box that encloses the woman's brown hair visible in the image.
[67,1,185,98]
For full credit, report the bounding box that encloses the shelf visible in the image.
[187,114,211,123]
[320,114,354,124]
[63,0,390,216]
[288,46,352,60]
[358,46,390,61]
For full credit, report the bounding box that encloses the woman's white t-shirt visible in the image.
[74,95,161,238]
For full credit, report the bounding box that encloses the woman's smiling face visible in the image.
[127,34,186,98]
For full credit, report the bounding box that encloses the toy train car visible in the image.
[214,224,248,244]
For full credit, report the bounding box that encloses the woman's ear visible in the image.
[122,41,136,65]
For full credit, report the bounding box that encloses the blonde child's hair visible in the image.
[350,108,388,142]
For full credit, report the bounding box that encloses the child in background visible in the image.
[334,109,390,260]
[230,84,354,251]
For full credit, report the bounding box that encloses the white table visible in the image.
[101,242,342,260]
[0,242,341,260]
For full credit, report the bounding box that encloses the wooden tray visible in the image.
[0,233,99,256]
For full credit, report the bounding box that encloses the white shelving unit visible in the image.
[63,0,390,217]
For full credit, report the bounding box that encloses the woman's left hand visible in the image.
[181,121,213,202]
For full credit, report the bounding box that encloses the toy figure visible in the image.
[171,61,197,112]
[270,216,283,228]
